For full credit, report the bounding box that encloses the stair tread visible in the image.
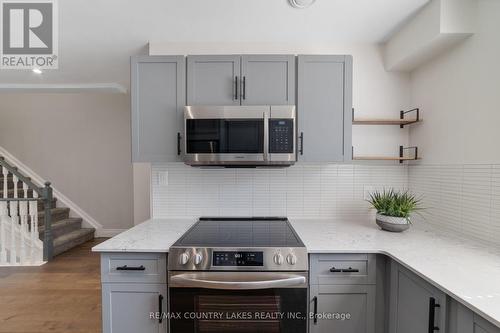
[53,228,95,247]
[39,217,82,233]
[38,207,69,217]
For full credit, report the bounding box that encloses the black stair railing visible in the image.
[0,156,54,262]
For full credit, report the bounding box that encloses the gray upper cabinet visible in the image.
[297,55,352,162]
[187,54,295,106]
[131,56,185,162]
[389,261,447,333]
[240,55,295,105]
[187,55,241,105]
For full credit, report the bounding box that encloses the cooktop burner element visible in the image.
[168,217,308,272]
[173,217,304,248]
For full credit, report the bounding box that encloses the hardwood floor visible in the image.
[0,238,106,333]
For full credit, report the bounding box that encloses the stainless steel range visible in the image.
[168,217,308,333]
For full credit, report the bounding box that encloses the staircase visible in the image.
[1,158,95,264]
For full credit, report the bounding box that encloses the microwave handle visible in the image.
[177,132,182,155]
[263,112,269,162]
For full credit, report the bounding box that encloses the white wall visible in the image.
[408,0,500,244]
[409,0,500,164]
[0,93,134,230]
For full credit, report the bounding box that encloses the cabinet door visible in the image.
[309,284,375,333]
[131,56,185,162]
[297,55,352,162]
[102,283,167,333]
[389,261,447,333]
[452,301,500,333]
[187,55,241,105]
[240,55,295,105]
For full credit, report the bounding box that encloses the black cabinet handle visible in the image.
[158,294,164,324]
[342,267,359,273]
[312,296,318,324]
[329,267,342,273]
[116,265,145,271]
[242,76,246,100]
[177,132,182,156]
[235,76,238,100]
[428,297,440,332]
[299,132,304,155]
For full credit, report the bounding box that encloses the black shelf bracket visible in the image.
[400,108,420,128]
[400,145,419,164]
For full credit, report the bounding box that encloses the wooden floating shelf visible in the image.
[352,108,421,128]
[352,119,421,126]
[353,156,421,161]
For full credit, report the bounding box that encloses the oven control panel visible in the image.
[213,251,264,267]
[269,119,294,153]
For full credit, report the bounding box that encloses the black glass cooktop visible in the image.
[173,217,304,248]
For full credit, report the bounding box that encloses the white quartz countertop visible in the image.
[92,217,500,328]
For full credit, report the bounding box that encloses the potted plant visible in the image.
[367,189,422,232]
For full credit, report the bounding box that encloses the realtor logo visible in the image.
[0,0,58,69]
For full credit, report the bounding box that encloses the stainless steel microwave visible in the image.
[183,105,296,166]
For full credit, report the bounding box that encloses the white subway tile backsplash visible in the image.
[152,163,407,220]
[409,164,500,246]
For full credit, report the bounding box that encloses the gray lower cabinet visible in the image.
[187,55,241,106]
[388,261,447,333]
[309,254,377,333]
[449,299,500,333]
[309,284,376,333]
[101,253,168,333]
[187,54,295,106]
[102,283,167,333]
[297,55,353,162]
[131,56,185,162]
[240,55,295,105]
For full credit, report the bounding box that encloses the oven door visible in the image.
[169,271,308,333]
[184,106,270,166]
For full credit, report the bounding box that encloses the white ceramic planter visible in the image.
[376,213,410,232]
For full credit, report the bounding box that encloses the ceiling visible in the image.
[0,0,429,89]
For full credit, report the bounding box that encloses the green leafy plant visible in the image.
[367,189,422,222]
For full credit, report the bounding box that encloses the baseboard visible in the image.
[95,229,125,237]
[0,146,104,231]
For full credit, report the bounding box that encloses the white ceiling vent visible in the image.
[289,0,316,9]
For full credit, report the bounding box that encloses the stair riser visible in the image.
[53,230,94,256]
[37,209,69,225]
[39,221,82,239]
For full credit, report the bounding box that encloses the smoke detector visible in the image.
[289,0,316,9]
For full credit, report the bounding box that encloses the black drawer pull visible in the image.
[158,294,164,324]
[428,297,440,332]
[312,296,318,324]
[329,267,342,273]
[342,267,359,273]
[116,265,145,271]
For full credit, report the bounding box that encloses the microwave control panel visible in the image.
[269,119,294,153]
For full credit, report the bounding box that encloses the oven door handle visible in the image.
[170,272,307,290]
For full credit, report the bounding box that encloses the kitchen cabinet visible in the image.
[309,254,376,333]
[388,260,447,333]
[187,55,241,106]
[100,253,168,333]
[187,54,295,106]
[131,56,185,162]
[240,55,295,105]
[449,300,500,333]
[297,55,353,162]
[102,283,167,333]
[309,284,376,333]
